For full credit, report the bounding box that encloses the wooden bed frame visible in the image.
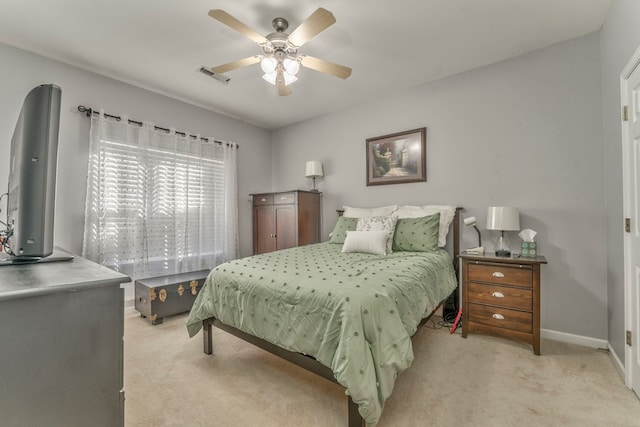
[201,207,462,427]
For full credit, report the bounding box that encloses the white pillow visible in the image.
[394,205,456,247]
[343,205,398,218]
[356,215,398,254]
[342,231,389,255]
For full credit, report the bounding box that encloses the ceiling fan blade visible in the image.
[276,67,292,96]
[211,56,262,74]
[287,8,336,48]
[208,10,268,44]
[300,55,352,79]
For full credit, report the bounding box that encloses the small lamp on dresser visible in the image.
[305,160,323,192]
[486,206,520,257]
[463,216,483,254]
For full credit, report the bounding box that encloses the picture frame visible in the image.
[366,127,426,186]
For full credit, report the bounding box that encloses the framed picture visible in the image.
[366,127,426,186]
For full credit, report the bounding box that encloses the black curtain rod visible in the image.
[77,105,238,148]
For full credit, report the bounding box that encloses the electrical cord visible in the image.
[425,314,463,334]
[0,192,7,227]
[0,193,13,255]
[1,226,15,256]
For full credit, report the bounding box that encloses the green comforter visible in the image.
[186,242,457,424]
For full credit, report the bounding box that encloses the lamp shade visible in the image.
[463,216,477,226]
[262,72,277,85]
[486,207,520,231]
[305,161,323,178]
[260,57,277,74]
[283,58,300,76]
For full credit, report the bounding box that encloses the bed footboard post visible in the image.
[348,397,366,427]
[203,319,213,355]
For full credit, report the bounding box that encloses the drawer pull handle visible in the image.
[492,272,505,278]
[261,198,267,202]
[281,196,287,200]
[492,313,505,320]
[492,291,504,298]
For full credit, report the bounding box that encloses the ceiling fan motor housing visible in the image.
[272,17,289,33]
[264,30,298,63]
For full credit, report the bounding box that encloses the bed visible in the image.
[186,206,461,426]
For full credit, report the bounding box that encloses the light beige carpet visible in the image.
[124,311,640,426]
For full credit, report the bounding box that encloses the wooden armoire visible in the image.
[251,190,322,255]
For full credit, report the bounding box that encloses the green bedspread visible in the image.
[186,242,457,424]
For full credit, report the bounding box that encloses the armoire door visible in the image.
[275,205,296,251]
[254,204,276,254]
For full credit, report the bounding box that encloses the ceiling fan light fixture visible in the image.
[262,72,277,85]
[283,73,298,86]
[263,69,298,86]
[283,58,300,76]
[260,57,277,74]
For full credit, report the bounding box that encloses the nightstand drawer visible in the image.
[253,194,273,206]
[467,263,532,287]
[274,192,296,204]
[468,303,532,333]
[467,282,532,311]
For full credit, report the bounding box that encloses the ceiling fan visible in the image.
[208,8,352,96]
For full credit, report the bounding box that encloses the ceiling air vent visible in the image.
[198,67,230,84]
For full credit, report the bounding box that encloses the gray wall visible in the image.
[272,34,607,340]
[0,42,272,262]
[0,27,618,344]
[601,0,640,363]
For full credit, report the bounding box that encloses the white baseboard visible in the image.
[542,330,628,385]
[608,343,626,381]
[541,328,607,349]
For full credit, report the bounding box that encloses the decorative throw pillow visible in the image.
[356,215,398,254]
[329,216,358,244]
[392,213,440,252]
[341,231,389,255]
[343,205,398,218]
[394,205,456,247]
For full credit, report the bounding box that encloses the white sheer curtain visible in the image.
[82,110,238,280]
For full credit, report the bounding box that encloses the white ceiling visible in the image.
[0,0,612,130]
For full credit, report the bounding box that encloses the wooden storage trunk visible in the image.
[135,269,210,325]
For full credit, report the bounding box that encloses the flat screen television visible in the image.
[1,84,64,263]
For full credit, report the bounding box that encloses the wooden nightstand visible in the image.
[461,253,547,355]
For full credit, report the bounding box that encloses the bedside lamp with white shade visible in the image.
[305,160,323,192]
[486,206,520,257]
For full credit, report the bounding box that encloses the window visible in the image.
[83,112,238,280]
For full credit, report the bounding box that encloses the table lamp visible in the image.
[463,216,483,254]
[486,207,520,257]
[305,161,323,192]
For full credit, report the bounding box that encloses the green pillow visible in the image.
[392,213,440,252]
[329,217,358,244]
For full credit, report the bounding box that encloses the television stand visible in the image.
[0,249,129,425]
